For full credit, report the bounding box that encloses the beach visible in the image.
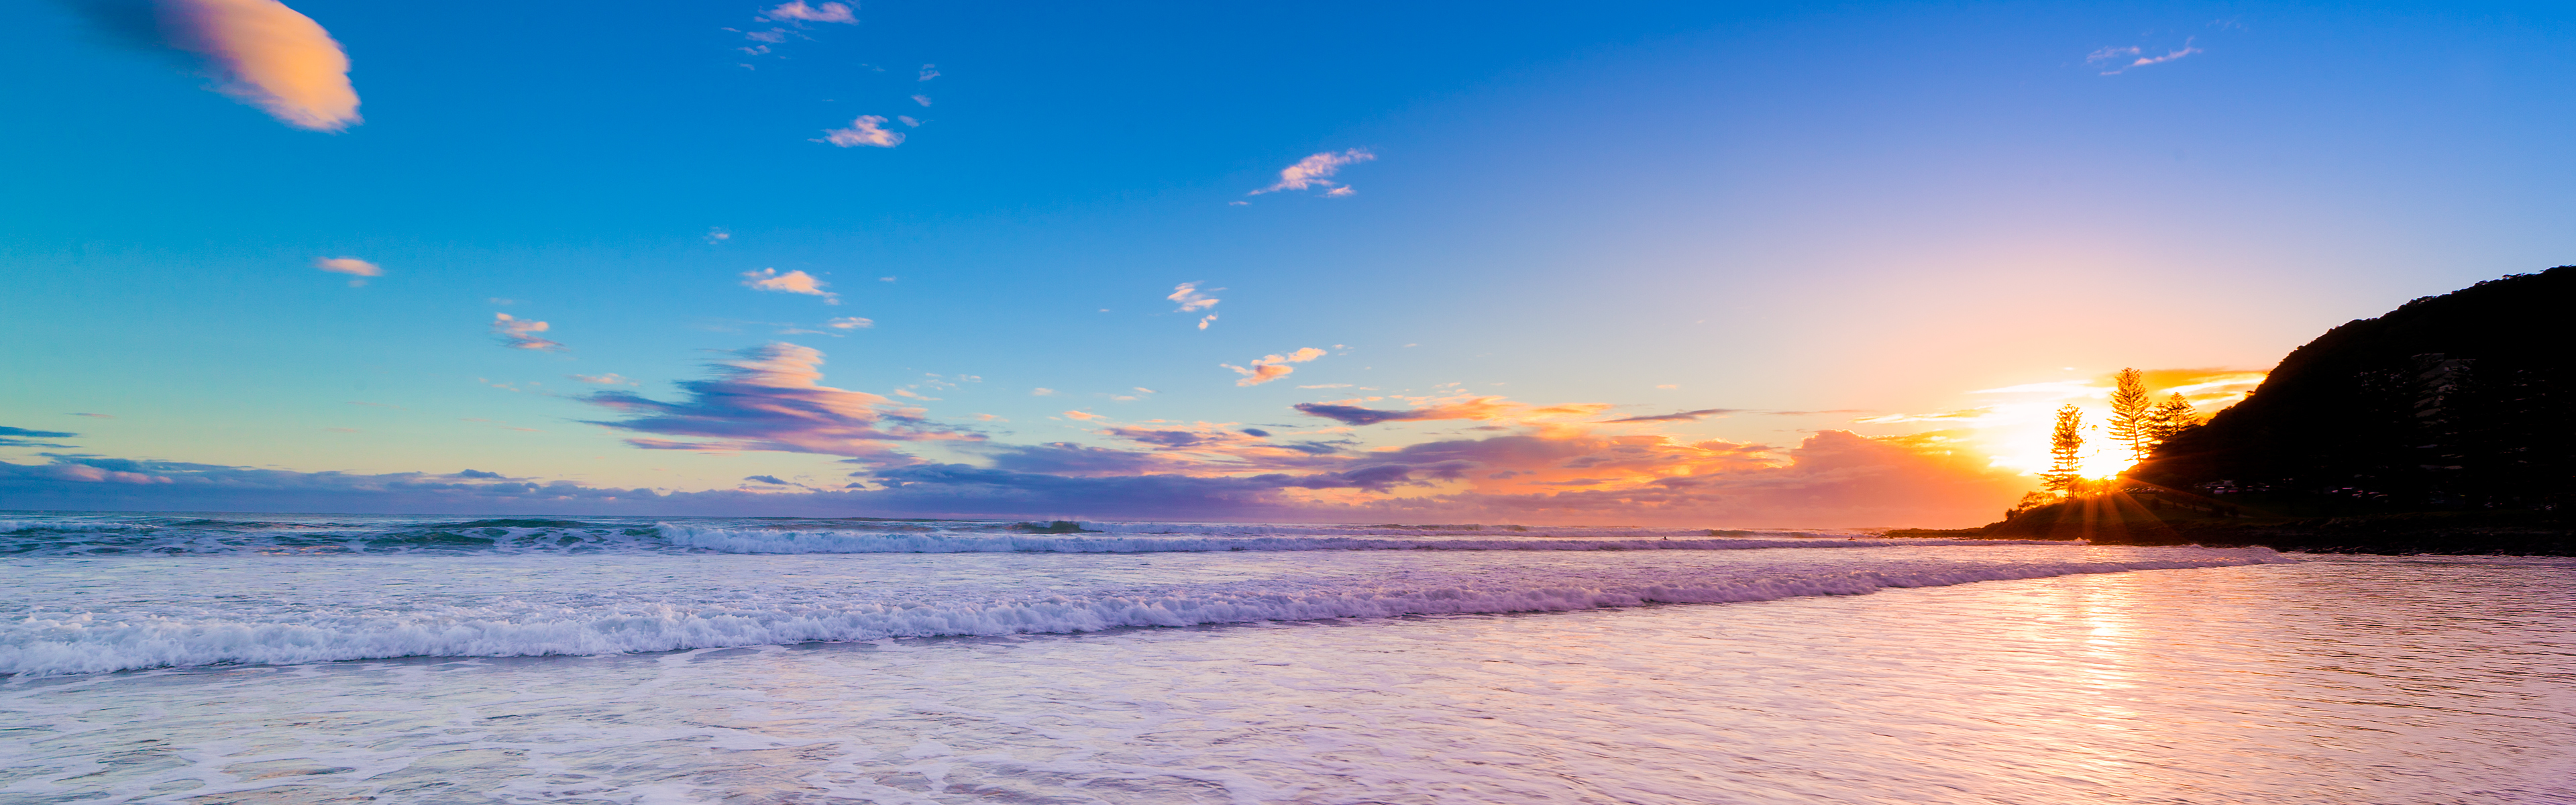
[5,515,2569,803]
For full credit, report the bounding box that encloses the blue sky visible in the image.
[4,1,2571,525]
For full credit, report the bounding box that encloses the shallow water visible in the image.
[3,515,2571,803]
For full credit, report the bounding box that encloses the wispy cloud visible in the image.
[1598,408,1742,423]
[741,268,840,304]
[2088,39,2202,74]
[135,0,362,131]
[761,1,855,23]
[491,313,565,352]
[1,426,80,448]
[570,373,638,386]
[910,95,931,107]
[580,342,973,461]
[1293,397,1508,426]
[820,115,904,148]
[1851,407,1994,425]
[1224,347,1326,386]
[1250,149,1375,195]
[1169,282,1222,329]
[918,64,938,81]
[1168,282,1220,311]
[825,317,873,329]
[313,256,380,286]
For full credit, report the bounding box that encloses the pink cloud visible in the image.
[491,313,565,352]
[761,1,855,23]
[313,256,380,286]
[158,0,362,131]
[820,115,904,148]
[1250,149,1375,195]
[741,268,840,303]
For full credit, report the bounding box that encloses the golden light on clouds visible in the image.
[162,0,362,131]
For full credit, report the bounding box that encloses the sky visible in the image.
[4,0,2572,527]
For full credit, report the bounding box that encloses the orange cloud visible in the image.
[740,268,839,304]
[1225,347,1326,386]
[160,0,362,131]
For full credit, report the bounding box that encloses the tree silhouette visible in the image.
[2147,392,2198,442]
[2106,368,2155,464]
[2041,404,2086,496]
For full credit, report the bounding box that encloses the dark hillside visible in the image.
[2130,267,2573,512]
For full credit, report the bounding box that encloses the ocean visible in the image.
[3,513,2570,804]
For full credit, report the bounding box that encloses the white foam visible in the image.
[0,549,2289,676]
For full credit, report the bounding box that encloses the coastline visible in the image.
[1888,509,2572,556]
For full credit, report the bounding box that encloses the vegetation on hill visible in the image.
[1943,267,2573,555]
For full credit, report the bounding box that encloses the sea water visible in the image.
[1,513,2569,804]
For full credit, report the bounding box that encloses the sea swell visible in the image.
[0,550,2291,676]
[1,515,2041,556]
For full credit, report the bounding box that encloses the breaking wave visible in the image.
[0,549,2290,676]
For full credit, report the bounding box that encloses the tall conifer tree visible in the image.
[2147,392,2198,443]
[2106,368,2155,464]
[2041,404,2086,496]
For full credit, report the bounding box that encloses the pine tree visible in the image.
[2106,368,2154,464]
[2147,392,2198,443]
[2041,404,2086,496]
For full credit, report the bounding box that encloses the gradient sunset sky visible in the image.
[5,1,2571,526]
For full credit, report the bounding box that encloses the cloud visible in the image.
[1031,388,1057,396]
[1197,314,1218,330]
[69,413,115,419]
[1293,397,1506,426]
[919,64,938,80]
[138,0,362,131]
[820,115,904,148]
[706,227,731,244]
[1168,282,1220,312]
[740,268,840,304]
[1323,186,1355,197]
[491,313,565,352]
[313,257,380,287]
[2088,40,2202,74]
[451,469,504,479]
[1250,149,1375,195]
[1,426,81,448]
[825,317,873,329]
[4,415,2033,527]
[743,474,793,485]
[570,373,638,386]
[761,1,855,23]
[1063,411,1106,421]
[910,95,930,107]
[580,342,973,462]
[1598,408,1743,423]
[1224,347,1326,386]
